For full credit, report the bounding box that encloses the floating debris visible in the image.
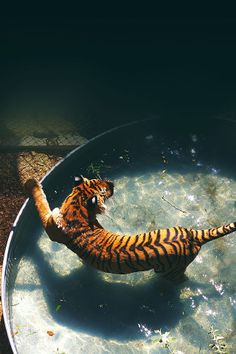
[55,304,62,312]
[47,331,55,337]
[161,195,188,214]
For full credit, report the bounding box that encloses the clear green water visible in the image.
[10,168,236,353]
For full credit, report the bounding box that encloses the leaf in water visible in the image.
[56,304,62,312]
[47,330,55,336]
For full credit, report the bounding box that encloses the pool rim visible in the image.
[2,116,236,353]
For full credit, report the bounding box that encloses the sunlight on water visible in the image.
[10,169,236,353]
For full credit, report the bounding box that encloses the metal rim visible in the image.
[2,115,235,353]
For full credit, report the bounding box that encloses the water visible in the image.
[10,172,236,353]
[6,120,236,353]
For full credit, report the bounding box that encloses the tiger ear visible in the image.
[74,175,85,185]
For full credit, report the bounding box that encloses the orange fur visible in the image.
[25,176,236,280]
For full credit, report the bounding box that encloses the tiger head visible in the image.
[58,176,114,230]
[61,176,114,219]
[73,175,114,215]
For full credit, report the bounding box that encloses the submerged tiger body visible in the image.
[25,176,236,281]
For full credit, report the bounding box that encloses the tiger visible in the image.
[25,175,236,281]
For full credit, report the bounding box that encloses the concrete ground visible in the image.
[0,151,66,354]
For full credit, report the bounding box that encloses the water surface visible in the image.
[7,120,236,353]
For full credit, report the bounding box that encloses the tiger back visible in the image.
[25,176,236,281]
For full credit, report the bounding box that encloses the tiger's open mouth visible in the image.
[93,180,114,214]
[97,192,112,214]
[95,194,108,214]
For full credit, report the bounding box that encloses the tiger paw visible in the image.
[24,178,41,196]
[52,208,60,225]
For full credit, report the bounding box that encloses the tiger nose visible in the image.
[107,181,114,195]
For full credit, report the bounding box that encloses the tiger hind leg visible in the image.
[162,267,188,283]
[154,264,188,283]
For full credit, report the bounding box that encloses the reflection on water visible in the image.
[10,168,236,353]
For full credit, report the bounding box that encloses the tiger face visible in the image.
[74,175,114,215]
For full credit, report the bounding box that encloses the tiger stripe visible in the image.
[26,176,236,281]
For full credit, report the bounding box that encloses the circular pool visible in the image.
[2,118,236,353]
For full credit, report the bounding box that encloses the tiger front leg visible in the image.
[24,179,66,244]
[25,178,52,229]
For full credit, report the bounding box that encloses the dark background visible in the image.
[1,12,236,137]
